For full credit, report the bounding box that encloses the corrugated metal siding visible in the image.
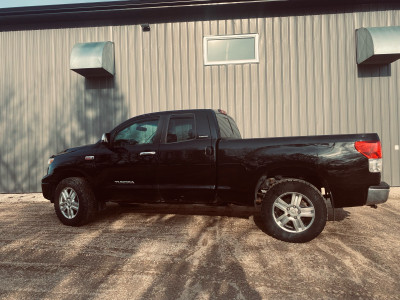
[1,5,399,192]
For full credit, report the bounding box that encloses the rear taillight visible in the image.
[355,141,382,159]
[355,141,382,173]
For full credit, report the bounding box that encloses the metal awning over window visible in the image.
[356,26,400,65]
[70,41,115,77]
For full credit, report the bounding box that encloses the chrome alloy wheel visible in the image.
[272,192,315,233]
[59,187,79,219]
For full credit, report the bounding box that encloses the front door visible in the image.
[97,117,161,202]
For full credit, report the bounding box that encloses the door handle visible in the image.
[205,146,213,156]
[140,151,156,156]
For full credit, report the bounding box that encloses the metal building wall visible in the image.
[0,5,399,193]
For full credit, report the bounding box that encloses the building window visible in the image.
[203,34,259,65]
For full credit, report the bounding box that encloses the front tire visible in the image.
[261,179,327,243]
[54,177,97,226]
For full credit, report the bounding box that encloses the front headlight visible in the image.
[48,158,54,165]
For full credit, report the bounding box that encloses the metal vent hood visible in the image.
[356,26,400,65]
[70,41,114,77]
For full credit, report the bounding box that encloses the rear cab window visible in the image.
[166,114,196,143]
[216,113,242,139]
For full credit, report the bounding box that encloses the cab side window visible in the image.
[114,119,159,146]
[167,115,195,143]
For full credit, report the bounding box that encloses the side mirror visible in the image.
[101,133,110,144]
[136,125,147,132]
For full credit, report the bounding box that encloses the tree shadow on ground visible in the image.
[0,199,262,300]
[95,203,263,300]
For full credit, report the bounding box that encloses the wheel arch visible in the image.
[254,166,332,205]
[49,169,93,202]
[268,166,324,189]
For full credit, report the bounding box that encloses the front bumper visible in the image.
[41,175,56,201]
[366,181,390,205]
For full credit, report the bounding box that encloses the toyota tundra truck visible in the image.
[41,109,390,242]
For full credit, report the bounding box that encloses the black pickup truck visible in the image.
[42,109,389,242]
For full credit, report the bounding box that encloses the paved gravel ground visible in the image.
[0,189,400,300]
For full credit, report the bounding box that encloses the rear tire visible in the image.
[54,177,97,226]
[261,179,327,243]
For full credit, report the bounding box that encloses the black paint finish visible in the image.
[42,109,384,208]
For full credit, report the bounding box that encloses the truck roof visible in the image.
[129,108,220,119]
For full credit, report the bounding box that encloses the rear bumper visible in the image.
[366,182,390,205]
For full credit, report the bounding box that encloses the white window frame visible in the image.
[203,34,259,66]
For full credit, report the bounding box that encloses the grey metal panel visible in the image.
[1,5,400,193]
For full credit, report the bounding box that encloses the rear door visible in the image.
[157,112,217,203]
